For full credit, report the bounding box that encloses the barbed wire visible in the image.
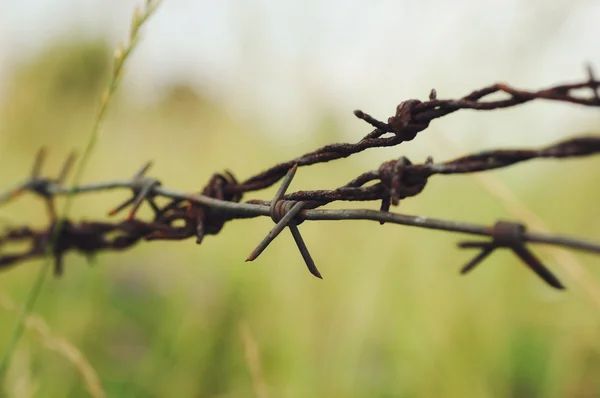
[1,71,600,290]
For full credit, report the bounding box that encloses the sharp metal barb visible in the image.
[353,110,391,132]
[288,223,322,279]
[58,152,77,184]
[245,163,321,278]
[586,64,600,101]
[511,245,565,290]
[31,147,47,179]
[127,182,155,220]
[135,161,153,178]
[429,88,437,100]
[458,241,493,249]
[108,197,136,216]
[106,163,161,219]
[147,197,161,215]
[247,164,307,262]
[274,164,298,202]
[460,246,494,274]
[378,196,390,225]
[44,198,57,222]
[196,222,204,244]
[1,184,26,203]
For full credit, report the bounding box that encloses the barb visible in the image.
[458,221,565,290]
[246,164,322,279]
[0,149,77,221]
[107,161,161,220]
[1,72,600,291]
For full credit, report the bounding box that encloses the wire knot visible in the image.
[270,199,305,225]
[196,171,243,242]
[490,221,525,247]
[387,99,430,141]
[148,171,243,244]
[202,170,243,203]
[378,157,428,206]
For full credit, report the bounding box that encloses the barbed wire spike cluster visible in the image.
[107,161,161,220]
[0,148,76,222]
[1,70,600,290]
[458,221,564,290]
[246,164,322,279]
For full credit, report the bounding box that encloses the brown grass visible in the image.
[0,290,104,398]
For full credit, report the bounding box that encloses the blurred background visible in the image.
[1,0,600,397]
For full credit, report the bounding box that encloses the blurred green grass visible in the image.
[1,40,600,398]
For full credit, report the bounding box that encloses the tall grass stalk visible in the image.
[0,292,104,398]
[0,0,163,382]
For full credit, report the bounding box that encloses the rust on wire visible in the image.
[232,69,600,195]
[1,70,600,289]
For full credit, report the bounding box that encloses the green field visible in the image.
[1,38,600,398]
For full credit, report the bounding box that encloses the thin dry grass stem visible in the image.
[239,321,269,398]
[4,347,35,398]
[439,137,600,308]
[0,0,163,382]
[0,290,104,398]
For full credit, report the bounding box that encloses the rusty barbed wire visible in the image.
[272,135,600,207]
[230,72,600,194]
[1,72,600,290]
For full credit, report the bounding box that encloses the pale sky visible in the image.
[1,0,599,145]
